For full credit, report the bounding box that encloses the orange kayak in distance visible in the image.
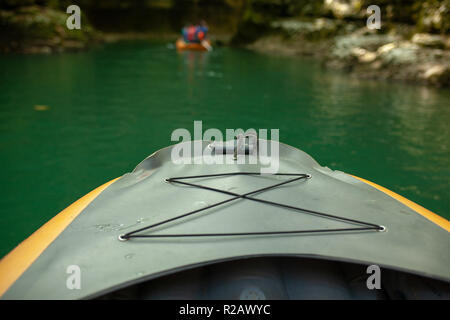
[176,38,211,51]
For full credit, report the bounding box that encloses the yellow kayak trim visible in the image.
[0,177,119,298]
[352,175,449,232]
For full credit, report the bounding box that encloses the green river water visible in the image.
[0,41,449,258]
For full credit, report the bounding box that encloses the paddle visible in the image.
[201,40,212,51]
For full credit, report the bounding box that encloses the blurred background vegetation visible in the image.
[1,1,448,49]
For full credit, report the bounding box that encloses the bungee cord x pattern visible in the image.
[119,172,384,241]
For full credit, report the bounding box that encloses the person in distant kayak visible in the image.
[182,20,209,45]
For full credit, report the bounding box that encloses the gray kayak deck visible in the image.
[3,141,449,299]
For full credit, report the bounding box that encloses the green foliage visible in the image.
[0,4,97,52]
[414,0,449,34]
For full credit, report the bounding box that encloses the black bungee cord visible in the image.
[118,172,384,241]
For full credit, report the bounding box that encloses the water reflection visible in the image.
[179,50,208,83]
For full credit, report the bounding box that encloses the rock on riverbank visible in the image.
[327,31,450,86]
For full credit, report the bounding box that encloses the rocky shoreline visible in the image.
[245,18,450,87]
[232,0,450,88]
